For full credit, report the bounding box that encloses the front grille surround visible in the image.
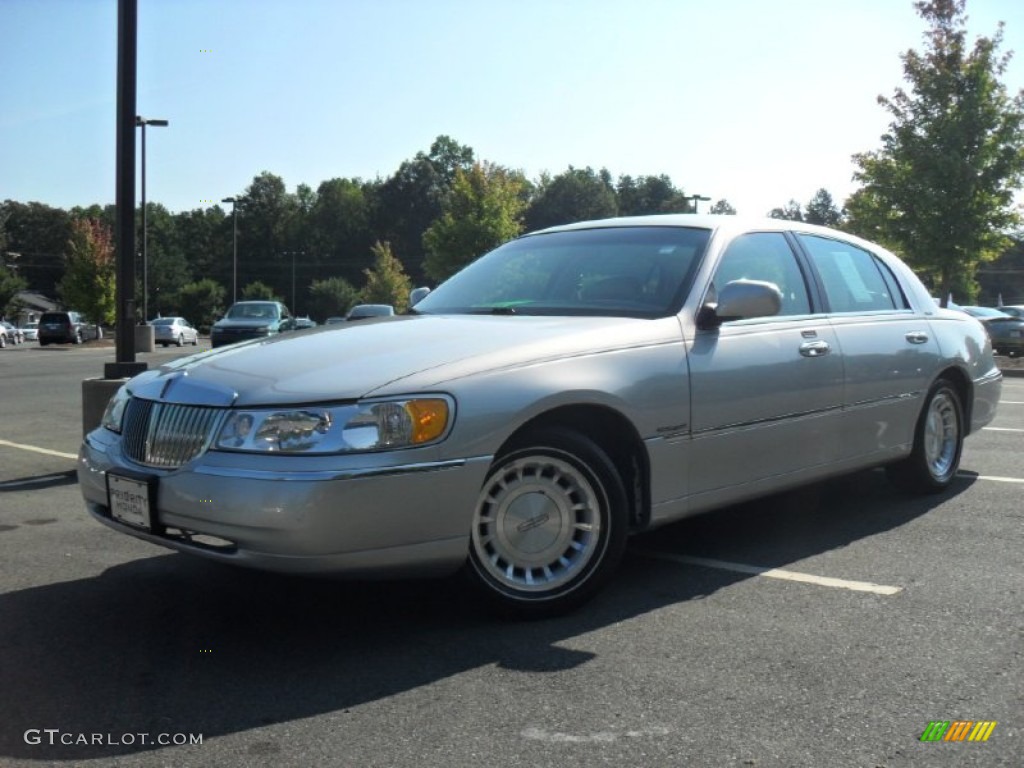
[122,398,226,468]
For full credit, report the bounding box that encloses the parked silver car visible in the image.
[78,215,1002,617]
[150,316,199,347]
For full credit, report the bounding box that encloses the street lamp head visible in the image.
[222,197,237,204]
[136,116,169,127]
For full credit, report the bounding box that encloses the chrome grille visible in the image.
[122,398,224,468]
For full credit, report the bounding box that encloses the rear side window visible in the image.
[798,235,906,313]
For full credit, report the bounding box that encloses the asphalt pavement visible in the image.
[0,341,1020,767]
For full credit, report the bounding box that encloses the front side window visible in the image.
[798,235,904,313]
[710,232,812,317]
[414,226,711,318]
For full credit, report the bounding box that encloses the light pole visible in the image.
[689,194,711,214]
[222,197,238,303]
[136,116,168,322]
[282,251,304,313]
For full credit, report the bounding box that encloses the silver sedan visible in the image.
[150,317,199,347]
[78,215,1001,617]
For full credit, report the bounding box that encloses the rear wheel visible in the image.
[886,378,964,494]
[466,427,628,618]
[176,334,184,347]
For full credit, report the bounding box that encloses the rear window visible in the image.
[40,312,71,324]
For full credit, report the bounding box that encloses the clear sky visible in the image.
[2,0,1022,218]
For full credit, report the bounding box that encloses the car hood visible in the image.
[144,314,680,406]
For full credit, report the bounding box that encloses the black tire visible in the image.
[886,378,964,494]
[465,427,628,619]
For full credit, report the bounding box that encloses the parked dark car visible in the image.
[210,301,294,348]
[959,306,1024,357]
[996,305,1024,320]
[37,311,102,346]
[346,304,394,321]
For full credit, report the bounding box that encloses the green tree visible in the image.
[178,278,226,332]
[525,166,618,231]
[375,136,476,280]
[0,265,28,317]
[359,241,412,312]
[710,199,738,215]
[616,174,690,215]
[310,177,376,285]
[804,188,843,227]
[59,218,116,326]
[767,200,804,221]
[847,0,1024,302]
[422,162,527,281]
[241,280,281,302]
[1,201,72,293]
[307,276,359,321]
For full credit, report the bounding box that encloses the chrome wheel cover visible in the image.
[924,390,959,480]
[472,454,603,594]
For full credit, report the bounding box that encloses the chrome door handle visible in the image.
[906,331,930,344]
[799,340,831,357]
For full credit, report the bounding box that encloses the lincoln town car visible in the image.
[78,215,1002,617]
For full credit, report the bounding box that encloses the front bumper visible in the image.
[78,427,492,577]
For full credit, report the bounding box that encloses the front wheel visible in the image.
[466,428,628,618]
[886,378,964,494]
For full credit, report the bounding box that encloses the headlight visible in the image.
[101,385,131,433]
[213,397,451,454]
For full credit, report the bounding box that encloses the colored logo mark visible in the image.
[920,720,997,742]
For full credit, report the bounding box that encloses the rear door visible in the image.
[794,233,941,462]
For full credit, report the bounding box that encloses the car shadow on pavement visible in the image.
[0,469,971,761]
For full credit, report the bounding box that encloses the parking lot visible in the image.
[0,342,1020,767]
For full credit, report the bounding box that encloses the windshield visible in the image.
[414,226,710,317]
[226,303,280,320]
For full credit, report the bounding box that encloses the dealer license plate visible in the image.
[108,473,153,530]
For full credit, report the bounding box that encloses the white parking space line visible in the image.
[1000,401,1024,405]
[0,439,78,460]
[632,550,902,595]
[961,473,1024,484]
[983,427,1024,433]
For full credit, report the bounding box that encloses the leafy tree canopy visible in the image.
[524,166,618,231]
[359,241,412,312]
[804,188,844,227]
[709,199,737,215]
[422,162,527,282]
[178,278,226,331]
[59,218,116,325]
[846,0,1024,302]
[307,276,359,321]
[241,280,281,303]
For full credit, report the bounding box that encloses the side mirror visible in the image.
[409,286,431,307]
[699,279,783,329]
